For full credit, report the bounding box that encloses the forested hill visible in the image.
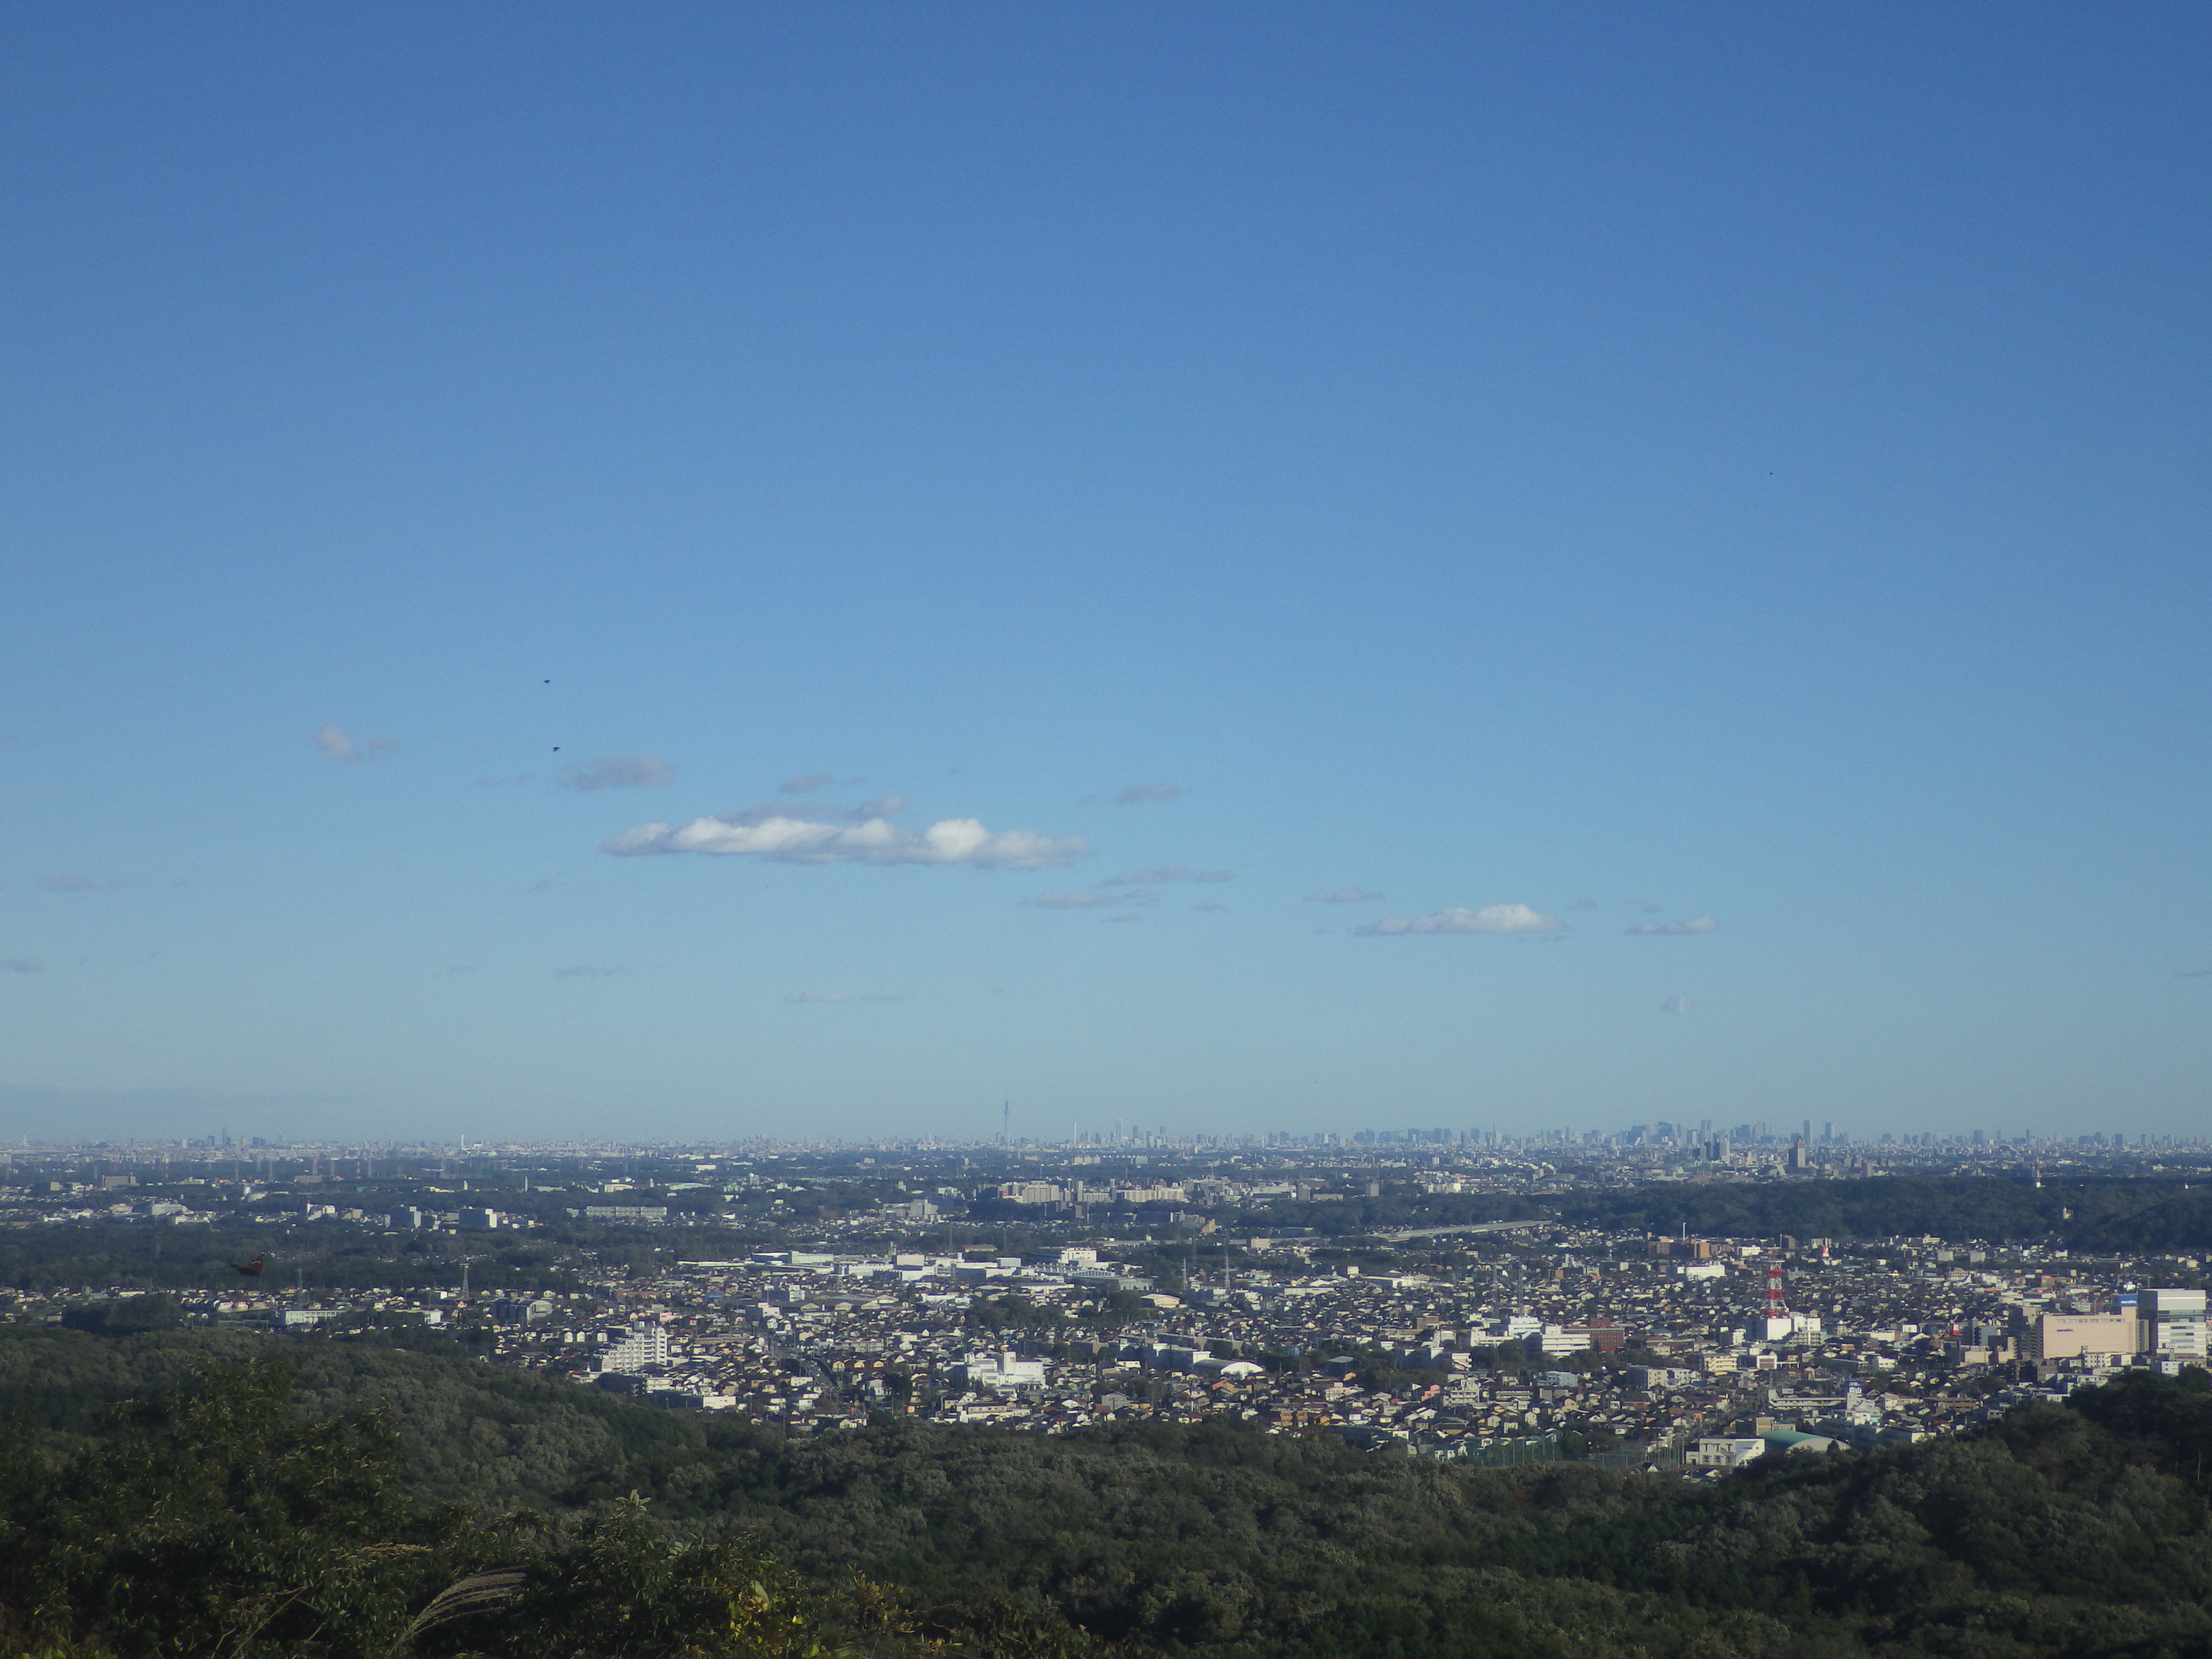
[1262,1173,2212,1252]
[1548,1173,2212,1251]
[5,1325,2212,1657]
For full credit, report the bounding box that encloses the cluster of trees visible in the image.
[1246,1173,2212,1253]
[10,1323,2212,1656]
[0,1224,580,1298]
[0,1338,1104,1659]
[1549,1174,2212,1251]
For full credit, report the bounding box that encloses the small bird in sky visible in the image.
[230,1255,266,1277]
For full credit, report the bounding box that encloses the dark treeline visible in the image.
[0,1222,754,1297]
[0,1224,584,1296]
[8,1325,2212,1656]
[1245,1175,2212,1253]
[1545,1175,2212,1251]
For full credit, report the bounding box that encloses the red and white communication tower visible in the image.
[1761,1264,1792,1339]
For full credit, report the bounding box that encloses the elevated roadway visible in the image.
[1371,1218,1546,1243]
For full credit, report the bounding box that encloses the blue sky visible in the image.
[2,4,2207,1143]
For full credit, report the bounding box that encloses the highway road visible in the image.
[1371,1219,1546,1242]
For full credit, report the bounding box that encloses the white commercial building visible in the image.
[2140,1289,2208,1356]
[956,1350,1048,1393]
[1687,1438,1766,1469]
[2032,1312,2139,1361]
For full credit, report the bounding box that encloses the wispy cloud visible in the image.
[1113,781,1182,805]
[606,813,1087,870]
[1627,916,1719,936]
[781,772,836,795]
[559,754,674,791]
[311,724,361,762]
[1563,897,1599,911]
[474,772,536,788]
[785,990,904,1004]
[1659,994,1693,1015]
[553,965,623,978]
[1101,865,1232,886]
[697,793,911,825]
[1308,887,1382,904]
[1026,890,1119,909]
[2,958,39,973]
[38,874,110,893]
[2177,968,2212,979]
[1356,903,1563,937]
[310,725,396,761]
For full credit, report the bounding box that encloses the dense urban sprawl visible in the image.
[6,1125,2209,1475]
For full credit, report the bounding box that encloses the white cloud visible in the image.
[695,793,911,824]
[559,754,675,791]
[310,724,397,761]
[1627,916,1719,936]
[1102,865,1232,886]
[1659,994,1693,1015]
[605,813,1088,870]
[311,724,361,762]
[1114,781,1182,805]
[1027,890,1119,909]
[781,772,835,794]
[1356,903,1563,937]
[707,801,805,826]
[1308,887,1383,904]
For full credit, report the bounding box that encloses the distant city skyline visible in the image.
[4,1120,2201,1161]
[3,6,2209,1142]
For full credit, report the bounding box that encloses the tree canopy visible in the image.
[6,1326,2212,1657]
